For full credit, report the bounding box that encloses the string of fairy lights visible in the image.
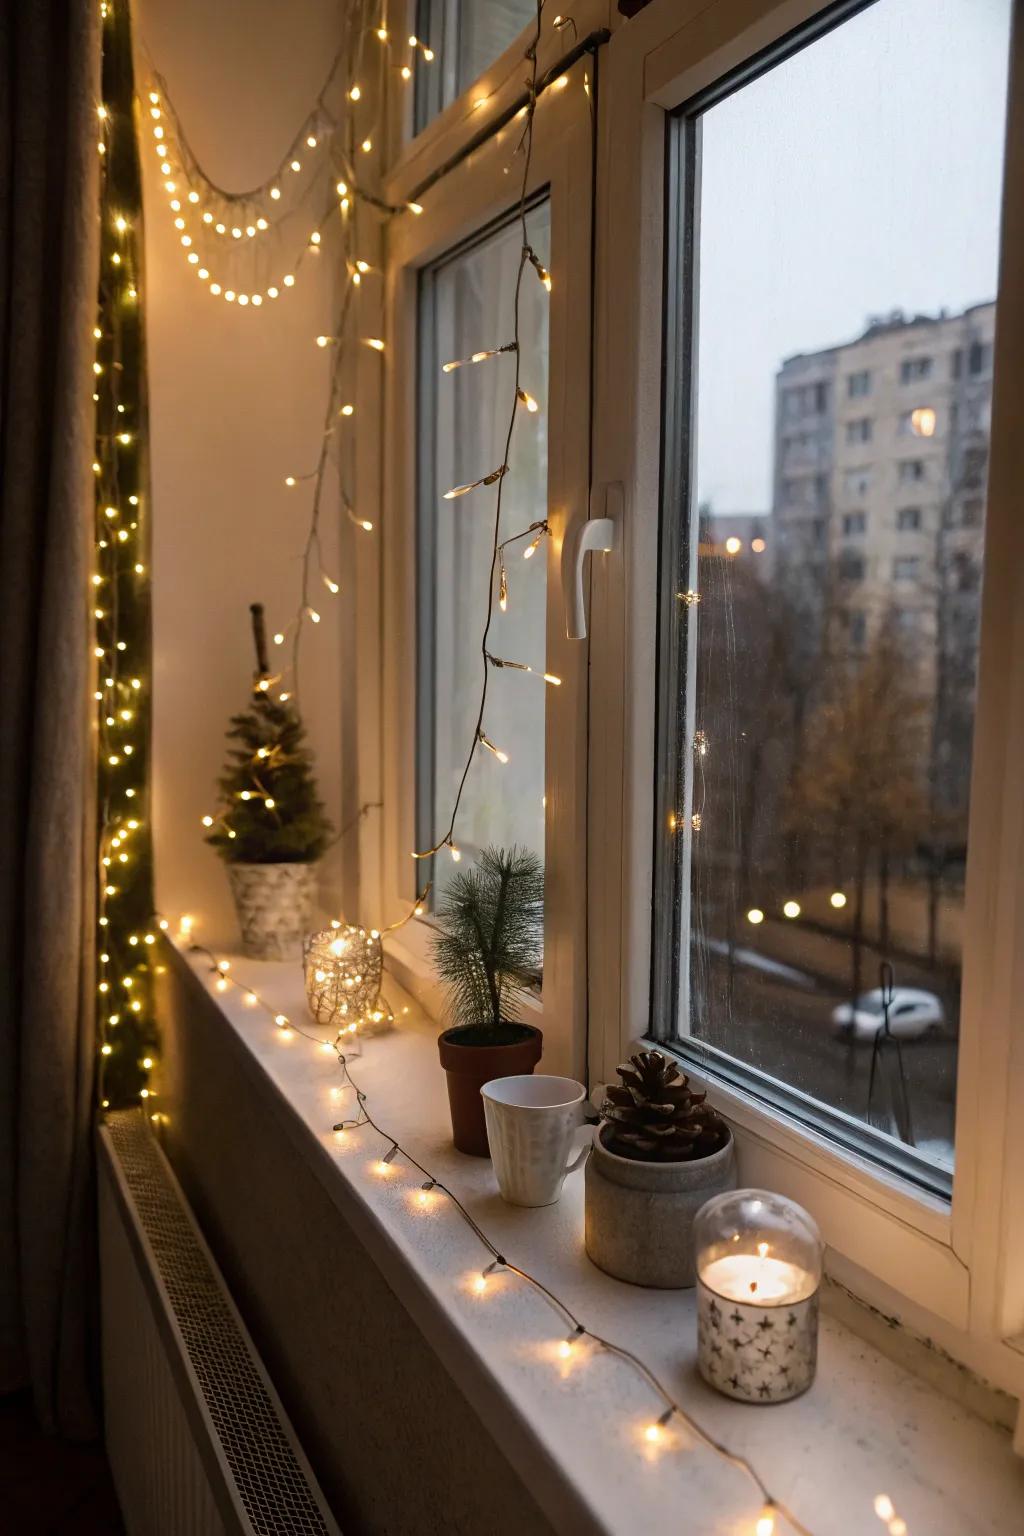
[98,2,918,1531]
[94,0,158,1109]
[185,940,913,1536]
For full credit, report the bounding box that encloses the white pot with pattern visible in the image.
[226,861,319,961]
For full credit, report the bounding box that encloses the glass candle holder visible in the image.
[303,924,393,1038]
[694,1189,822,1404]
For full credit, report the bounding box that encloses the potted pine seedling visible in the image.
[205,604,332,959]
[585,1050,735,1287]
[431,845,544,1155]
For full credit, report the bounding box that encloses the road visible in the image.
[689,916,958,1173]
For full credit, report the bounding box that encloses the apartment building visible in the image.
[769,305,994,820]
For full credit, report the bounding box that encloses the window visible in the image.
[842,511,865,537]
[842,466,871,498]
[955,497,984,528]
[416,203,551,900]
[652,0,1011,1205]
[413,0,538,132]
[847,369,871,398]
[845,417,872,444]
[968,339,991,375]
[897,506,922,531]
[848,609,866,648]
[900,356,933,382]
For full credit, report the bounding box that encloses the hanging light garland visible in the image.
[94,0,157,1110]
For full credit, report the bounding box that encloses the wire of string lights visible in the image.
[186,939,825,1536]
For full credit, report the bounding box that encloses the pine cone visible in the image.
[601,1050,729,1163]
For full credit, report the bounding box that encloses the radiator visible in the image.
[98,1112,342,1536]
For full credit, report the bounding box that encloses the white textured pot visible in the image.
[226,861,318,961]
[585,1126,736,1289]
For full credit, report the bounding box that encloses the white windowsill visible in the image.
[175,945,1023,1536]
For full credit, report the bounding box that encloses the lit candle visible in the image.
[694,1190,822,1404]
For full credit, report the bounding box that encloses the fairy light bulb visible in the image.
[755,1509,776,1536]
[407,201,423,215]
[349,84,361,101]
[874,1497,895,1522]
[361,138,372,153]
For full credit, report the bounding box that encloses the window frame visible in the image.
[587,0,1024,1397]
[373,53,597,1082]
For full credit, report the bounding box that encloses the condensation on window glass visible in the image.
[418,203,550,903]
[677,0,1011,1179]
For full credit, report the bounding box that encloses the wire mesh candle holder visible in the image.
[694,1189,823,1405]
[303,924,395,1041]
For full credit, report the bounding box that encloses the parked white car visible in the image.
[831,987,944,1041]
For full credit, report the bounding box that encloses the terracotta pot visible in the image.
[585,1124,736,1288]
[437,1024,543,1156]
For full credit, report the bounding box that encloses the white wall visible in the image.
[138,0,349,947]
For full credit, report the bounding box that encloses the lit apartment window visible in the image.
[841,511,866,536]
[845,417,872,444]
[893,556,920,581]
[900,356,933,382]
[897,506,922,531]
[847,370,871,398]
[898,459,925,483]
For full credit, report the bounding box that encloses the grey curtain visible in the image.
[0,0,102,1437]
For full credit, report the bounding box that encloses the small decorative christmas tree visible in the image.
[205,604,333,864]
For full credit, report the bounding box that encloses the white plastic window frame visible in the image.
[586,0,1024,1405]
[372,54,598,1083]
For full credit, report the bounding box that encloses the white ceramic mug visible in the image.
[481,1075,592,1207]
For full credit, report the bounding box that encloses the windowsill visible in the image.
[173,944,1023,1536]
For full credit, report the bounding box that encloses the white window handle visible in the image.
[563,484,620,640]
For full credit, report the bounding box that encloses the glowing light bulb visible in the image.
[283,274,295,287]
[349,85,361,101]
[336,180,348,197]
[270,186,281,200]
[364,337,385,351]
[747,908,764,925]
[401,65,412,80]
[201,815,214,827]
[725,536,742,555]
[756,1511,776,1536]
[830,891,847,909]
[473,1275,487,1294]
[290,159,301,172]
[309,230,321,245]
[407,201,423,215]
[782,900,801,919]
[316,334,331,347]
[874,1497,895,1523]
[264,797,276,810]
[361,138,372,153]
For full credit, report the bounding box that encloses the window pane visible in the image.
[659,0,1011,1192]
[417,203,550,902]
[414,0,537,132]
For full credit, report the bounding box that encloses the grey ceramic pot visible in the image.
[584,1126,736,1288]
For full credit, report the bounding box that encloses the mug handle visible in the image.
[564,1123,594,1177]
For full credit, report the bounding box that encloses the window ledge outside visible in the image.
[173,944,1024,1536]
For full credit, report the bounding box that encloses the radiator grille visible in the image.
[105,1111,336,1536]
